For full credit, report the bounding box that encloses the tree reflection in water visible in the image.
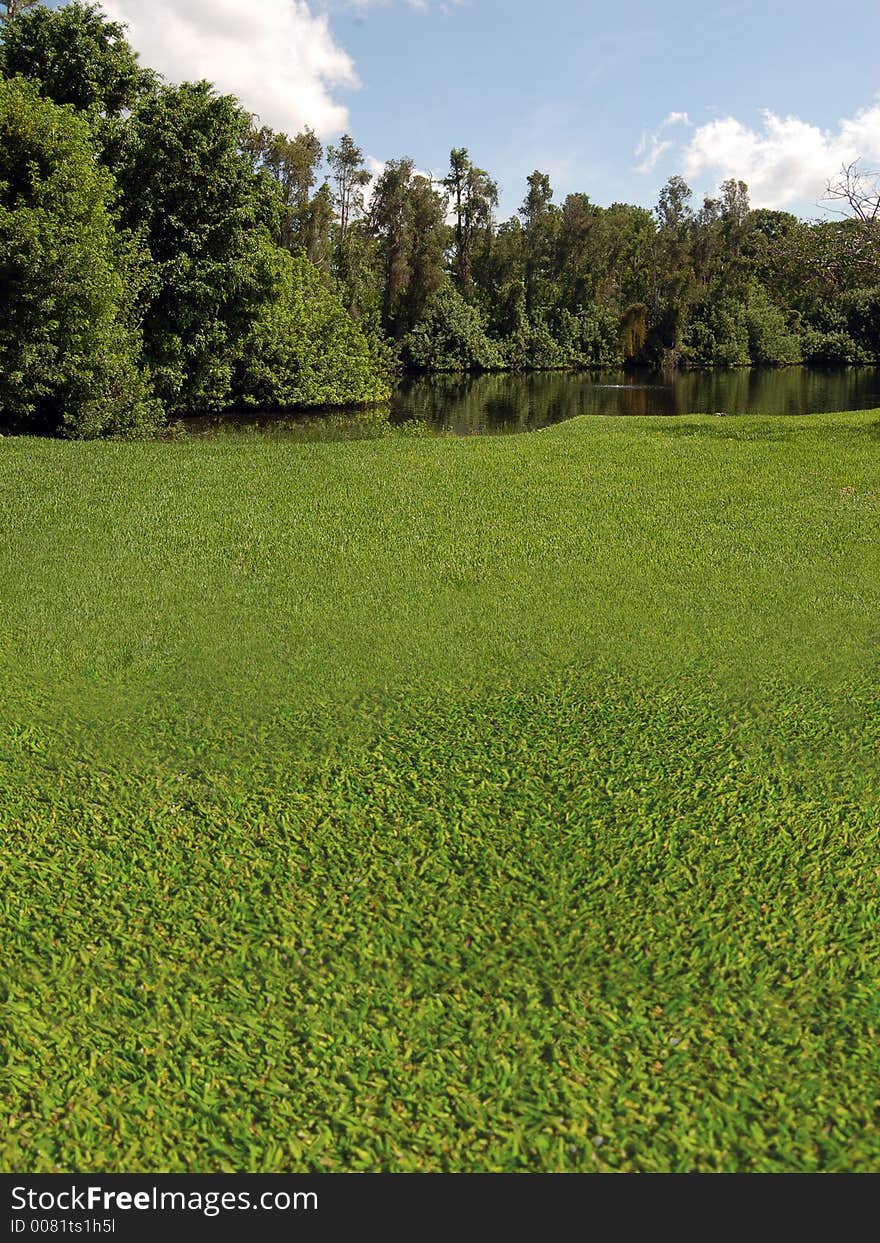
[390,367,880,434]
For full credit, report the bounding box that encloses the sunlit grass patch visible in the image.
[1,411,878,1171]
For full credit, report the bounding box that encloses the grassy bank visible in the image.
[1,411,878,1171]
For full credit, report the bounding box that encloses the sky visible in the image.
[93,0,880,220]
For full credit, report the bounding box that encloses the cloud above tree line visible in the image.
[102,0,879,216]
[101,0,358,135]
[639,103,880,211]
[101,0,459,138]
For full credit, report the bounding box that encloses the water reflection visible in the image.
[390,367,880,434]
[174,366,880,441]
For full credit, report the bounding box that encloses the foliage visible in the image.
[683,299,751,367]
[113,80,281,414]
[1,411,879,1170]
[841,286,880,358]
[744,287,801,365]
[0,77,159,437]
[501,314,565,370]
[2,3,879,441]
[235,246,390,408]
[800,325,864,365]
[242,123,324,255]
[400,284,505,371]
[369,159,449,337]
[0,1,154,115]
[556,306,622,368]
[443,147,497,293]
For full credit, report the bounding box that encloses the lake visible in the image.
[389,366,880,434]
[178,365,880,440]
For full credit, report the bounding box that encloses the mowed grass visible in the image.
[1,410,879,1172]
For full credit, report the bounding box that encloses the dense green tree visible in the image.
[369,159,449,336]
[113,81,280,414]
[325,134,375,318]
[556,193,601,309]
[519,170,559,319]
[0,1,153,114]
[401,285,504,372]
[651,175,696,359]
[597,203,655,312]
[0,77,159,436]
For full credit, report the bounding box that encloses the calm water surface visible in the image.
[390,367,880,435]
[180,366,880,439]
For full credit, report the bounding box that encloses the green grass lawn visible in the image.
[1,410,878,1172]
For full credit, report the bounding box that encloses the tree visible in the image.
[555,192,599,309]
[326,134,371,241]
[519,170,558,319]
[400,285,504,372]
[303,181,335,272]
[0,77,159,436]
[1,1,40,23]
[443,148,498,293]
[652,175,696,356]
[114,81,280,414]
[235,246,389,409]
[243,124,323,252]
[369,159,448,335]
[325,134,375,319]
[825,160,880,224]
[0,1,154,114]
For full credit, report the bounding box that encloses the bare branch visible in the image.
[824,159,880,223]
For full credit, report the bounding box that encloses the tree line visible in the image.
[1,1,878,438]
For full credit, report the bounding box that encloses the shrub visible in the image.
[682,301,750,368]
[557,307,623,369]
[235,247,391,408]
[842,288,880,361]
[400,285,505,372]
[0,1,154,116]
[800,326,865,365]
[744,291,801,365]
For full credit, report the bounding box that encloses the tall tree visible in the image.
[326,134,371,241]
[243,124,323,252]
[519,170,558,318]
[304,180,335,271]
[115,81,280,413]
[652,174,696,354]
[0,76,158,436]
[369,159,448,335]
[443,147,498,293]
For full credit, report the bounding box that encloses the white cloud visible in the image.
[634,111,691,174]
[335,0,461,9]
[102,0,358,136]
[680,104,880,209]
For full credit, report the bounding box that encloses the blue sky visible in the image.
[98,0,880,219]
